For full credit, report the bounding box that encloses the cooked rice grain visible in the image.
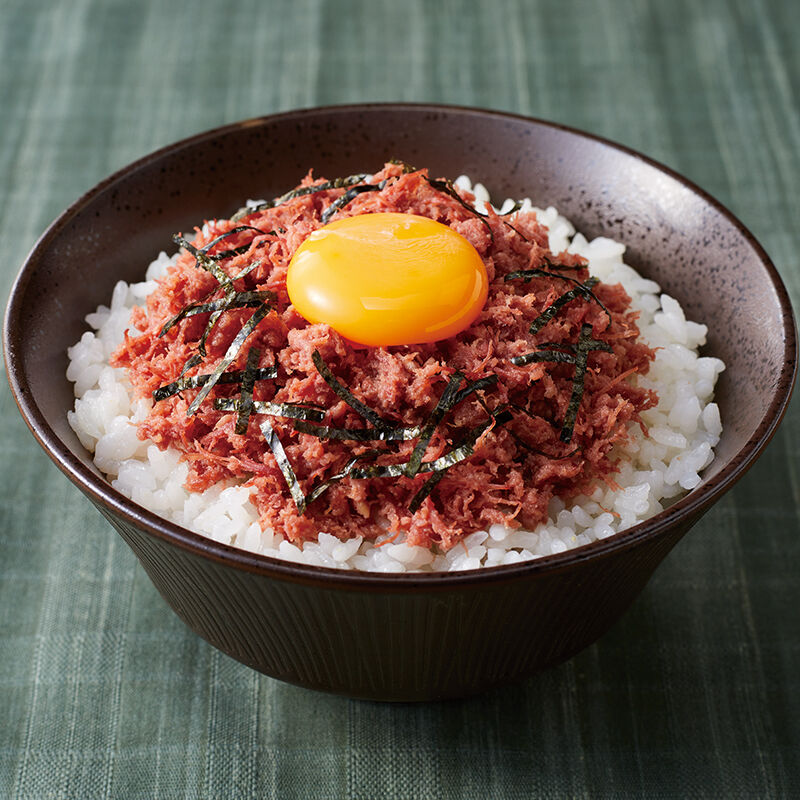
[67,181,725,572]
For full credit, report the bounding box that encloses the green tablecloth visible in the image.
[2,1,798,797]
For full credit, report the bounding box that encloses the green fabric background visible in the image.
[1,0,798,797]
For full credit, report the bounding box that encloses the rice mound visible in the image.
[67,179,725,572]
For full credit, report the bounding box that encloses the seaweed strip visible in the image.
[450,374,498,408]
[235,347,260,434]
[424,176,495,241]
[214,398,325,422]
[559,324,613,442]
[498,200,523,216]
[527,277,603,335]
[302,456,365,509]
[173,234,229,285]
[196,309,224,356]
[231,174,370,221]
[408,470,445,513]
[311,350,396,431]
[511,325,611,440]
[250,401,324,422]
[405,372,465,477]
[351,410,509,480]
[206,243,257,263]
[208,233,278,263]
[543,255,583,271]
[320,180,388,224]
[425,410,510,471]
[292,419,419,441]
[159,290,272,337]
[228,260,265,285]
[506,267,599,293]
[505,271,611,330]
[202,225,265,248]
[153,364,277,402]
[388,159,417,173]
[176,353,204,381]
[194,286,273,357]
[511,350,576,367]
[259,428,374,514]
[259,419,307,511]
[186,302,271,416]
[172,233,265,294]
[424,175,533,242]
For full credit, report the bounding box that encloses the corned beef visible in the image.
[111,163,656,550]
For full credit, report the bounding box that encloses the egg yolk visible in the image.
[286,213,488,347]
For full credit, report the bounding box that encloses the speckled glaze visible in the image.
[5,105,797,700]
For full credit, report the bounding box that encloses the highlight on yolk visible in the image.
[286,213,488,347]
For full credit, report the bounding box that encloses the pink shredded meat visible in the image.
[112,163,657,550]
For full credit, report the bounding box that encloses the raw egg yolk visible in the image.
[286,212,488,347]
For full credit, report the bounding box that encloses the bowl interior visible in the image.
[5,105,796,565]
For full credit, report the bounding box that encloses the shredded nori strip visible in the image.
[405,372,465,477]
[423,176,495,241]
[234,347,260,434]
[408,470,445,513]
[498,200,523,216]
[514,324,612,441]
[423,175,532,243]
[527,277,603,335]
[542,255,584,271]
[425,409,512,470]
[259,426,375,514]
[153,364,278,402]
[505,270,611,330]
[511,349,577,366]
[558,324,613,442]
[171,232,265,295]
[197,309,226,357]
[159,290,273,337]
[176,353,204,381]
[388,159,417,173]
[208,242,257,262]
[320,180,388,224]
[292,419,420,441]
[231,174,371,221]
[351,410,510,480]
[407,407,513,511]
[186,302,272,416]
[311,350,397,431]
[450,374,498,408]
[200,225,268,260]
[173,234,230,285]
[302,455,365,510]
[157,230,274,402]
[194,285,274,358]
[227,259,264,286]
[259,419,307,511]
[214,398,325,422]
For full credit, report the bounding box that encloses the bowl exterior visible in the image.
[95,498,697,700]
[5,104,796,700]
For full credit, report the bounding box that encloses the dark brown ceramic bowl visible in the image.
[5,105,797,700]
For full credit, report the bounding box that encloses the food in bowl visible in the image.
[66,162,725,572]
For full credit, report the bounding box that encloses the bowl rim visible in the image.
[4,102,797,589]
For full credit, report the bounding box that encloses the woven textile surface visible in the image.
[1,1,798,797]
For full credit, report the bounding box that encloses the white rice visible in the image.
[66,179,725,572]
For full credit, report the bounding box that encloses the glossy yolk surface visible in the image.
[286,212,488,347]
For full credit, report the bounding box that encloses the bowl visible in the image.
[5,104,797,701]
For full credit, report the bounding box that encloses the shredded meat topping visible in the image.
[112,164,656,550]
